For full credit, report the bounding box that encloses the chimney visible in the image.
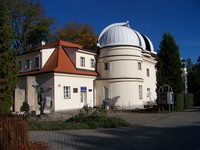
[41,41,46,45]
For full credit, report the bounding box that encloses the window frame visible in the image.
[104,85,111,99]
[90,59,95,68]
[26,59,30,69]
[34,56,39,68]
[104,62,110,70]
[146,68,150,77]
[139,85,143,99]
[63,86,71,99]
[138,62,142,70]
[80,57,85,67]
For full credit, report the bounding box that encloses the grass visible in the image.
[27,107,130,131]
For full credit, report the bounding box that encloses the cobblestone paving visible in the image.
[29,108,200,150]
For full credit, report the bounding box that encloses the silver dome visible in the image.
[98,21,155,53]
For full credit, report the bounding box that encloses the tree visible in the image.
[52,22,98,50]
[157,32,184,93]
[0,1,17,113]
[188,57,200,93]
[5,0,54,53]
[186,58,193,73]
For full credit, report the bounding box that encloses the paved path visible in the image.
[29,107,200,150]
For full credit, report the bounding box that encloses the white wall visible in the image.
[17,48,55,72]
[76,50,96,71]
[41,48,55,68]
[142,57,157,104]
[15,76,29,112]
[95,79,144,109]
[36,73,55,112]
[17,52,41,72]
[97,46,143,79]
[95,45,157,110]
[54,73,96,111]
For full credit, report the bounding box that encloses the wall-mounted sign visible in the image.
[81,86,87,92]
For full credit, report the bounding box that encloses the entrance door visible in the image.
[80,86,87,107]
[81,92,87,106]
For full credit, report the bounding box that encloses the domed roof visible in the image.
[98,21,155,53]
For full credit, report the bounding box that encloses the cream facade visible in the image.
[14,22,157,114]
[14,40,97,114]
[95,22,157,109]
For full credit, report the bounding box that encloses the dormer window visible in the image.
[34,57,39,68]
[26,59,30,69]
[80,57,85,67]
[91,59,95,68]
[18,61,22,71]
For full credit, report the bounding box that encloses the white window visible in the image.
[104,86,110,99]
[80,57,85,67]
[139,85,143,99]
[26,59,30,69]
[146,68,150,77]
[64,86,70,99]
[104,62,110,70]
[34,57,39,67]
[138,62,142,70]
[91,59,95,68]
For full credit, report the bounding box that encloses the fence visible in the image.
[0,114,48,150]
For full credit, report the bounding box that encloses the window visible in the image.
[91,59,95,68]
[147,88,150,97]
[26,59,30,69]
[146,68,150,77]
[139,85,143,99]
[64,86,70,99]
[104,86,110,99]
[80,57,85,67]
[34,57,39,67]
[104,62,110,70]
[18,61,22,70]
[138,62,142,70]
[73,88,78,93]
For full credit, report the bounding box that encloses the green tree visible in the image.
[186,58,193,73]
[188,57,200,93]
[5,0,54,53]
[157,32,184,93]
[0,1,17,113]
[52,22,98,50]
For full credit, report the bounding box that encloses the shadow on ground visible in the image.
[45,125,200,150]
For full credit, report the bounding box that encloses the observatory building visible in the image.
[94,21,157,109]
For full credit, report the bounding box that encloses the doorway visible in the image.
[81,91,87,106]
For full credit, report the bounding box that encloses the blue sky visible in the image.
[40,0,200,63]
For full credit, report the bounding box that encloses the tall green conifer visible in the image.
[157,33,184,93]
[0,1,17,113]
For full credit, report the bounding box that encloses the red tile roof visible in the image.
[18,40,97,77]
[39,40,83,49]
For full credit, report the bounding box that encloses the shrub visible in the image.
[174,93,184,111]
[185,93,194,108]
[28,106,129,130]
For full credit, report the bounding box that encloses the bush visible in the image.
[185,93,194,108]
[174,93,184,111]
[174,93,194,111]
[194,92,200,106]
[28,106,129,130]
